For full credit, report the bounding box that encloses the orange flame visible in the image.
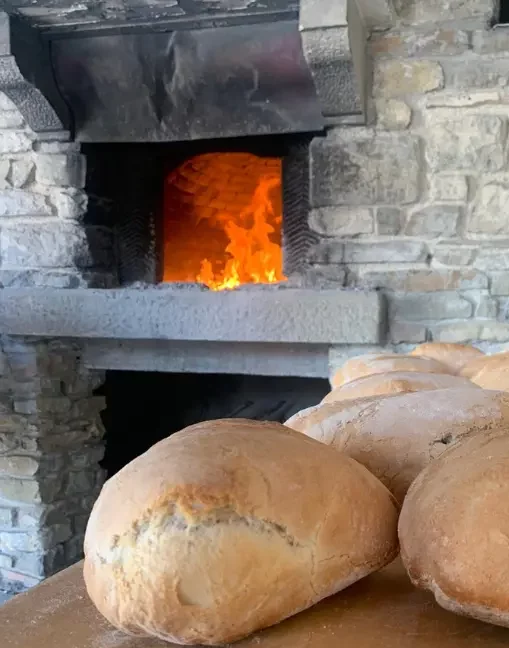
[197,176,284,291]
[162,153,286,291]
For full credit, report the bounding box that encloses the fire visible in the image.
[162,153,286,290]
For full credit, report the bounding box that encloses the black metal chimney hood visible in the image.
[12,4,326,143]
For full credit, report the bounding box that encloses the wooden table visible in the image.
[1,559,508,648]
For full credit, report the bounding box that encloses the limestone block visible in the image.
[375,98,412,129]
[469,179,509,234]
[0,456,39,478]
[404,205,462,237]
[390,321,427,343]
[309,206,374,236]
[0,132,32,154]
[490,273,509,296]
[35,154,86,188]
[394,0,496,24]
[433,242,478,266]
[389,292,473,320]
[374,60,443,97]
[347,265,487,291]
[49,188,87,220]
[475,245,509,271]
[443,59,509,89]
[371,29,469,57]
[9,160,35,188]
[376,207,405,234]
[310,130,422,206]
[343,240,427,263]
[426,113,506,172]
[430,176,468,202]
[0,190,50,217]
[472,29,509,54]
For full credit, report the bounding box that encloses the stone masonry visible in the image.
[306,0,509,371]
[0,338,104,595]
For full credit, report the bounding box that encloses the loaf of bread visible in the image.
[84,418,399,645]
[331,353,453,388]
[286,389,509,503]
[458,352,509,390]
[322,371,479,404]
[399,427,509,628]
[410,342,483,374]
[458,351,509,379]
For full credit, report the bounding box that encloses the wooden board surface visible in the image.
[1,559,508,648]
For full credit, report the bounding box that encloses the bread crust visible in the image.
[322,371,479,404]
[84,419,399,645]
[399,427,509,628]
[458,351,509,379]
[331,353,454,388]
[286,389,509,503]
[410,342,483,374]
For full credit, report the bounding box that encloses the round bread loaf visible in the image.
[286,389,509,503]
[331,353,453,388]
[84,418,399,645]
[458,351,509,379]
[322,371,478,404]
[410,342,483,374]
[399,427,509,628]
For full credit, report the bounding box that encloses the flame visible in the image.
[162,153,286,290]
[197,176,284,291]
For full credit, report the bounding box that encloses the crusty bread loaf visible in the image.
[286,389,509,503]
[331,353,453,388]
[322,371,479,404]
[458,351,509,379]
[84,419,399,645]
[461,352,509,390]
[399,427,509,628]
[410,342,483,374]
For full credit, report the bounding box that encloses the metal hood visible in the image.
[8,0,375,143]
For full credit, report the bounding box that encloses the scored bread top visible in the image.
[331,353,454,388]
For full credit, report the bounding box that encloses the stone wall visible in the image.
[307,1,509,370]
[0,338,104,595]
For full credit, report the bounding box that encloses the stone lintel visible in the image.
[82,340,330,378]
[0,287,384,345]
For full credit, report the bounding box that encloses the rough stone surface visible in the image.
[310,131,421,206]
[430,176,469,202]
[309,206,373,236]
[371,29,469,57]
[425,114,506,172]
[394,0,496,24]
[472,30,509,55]
[404,205,462,237]
[376,208,405,235]
[433,242,477,266]
[375,99,412,130]
[390,292,473,321]
[0,338,105,593]
[343,240,427,263]
[0,287,384,346]
[374,60,444,97]
[0,191,51,218]
[469,180,509,234]
[35,154,86,188]
[443,59,509,90]
[347,266,488,292]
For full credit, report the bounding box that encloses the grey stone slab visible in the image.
[0,287,383,345]
[83,340,330,378]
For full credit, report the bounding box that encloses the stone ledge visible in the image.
[82,340,330,378]
[0,287,383,345]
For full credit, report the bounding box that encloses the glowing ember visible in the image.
[162,152,286,290]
